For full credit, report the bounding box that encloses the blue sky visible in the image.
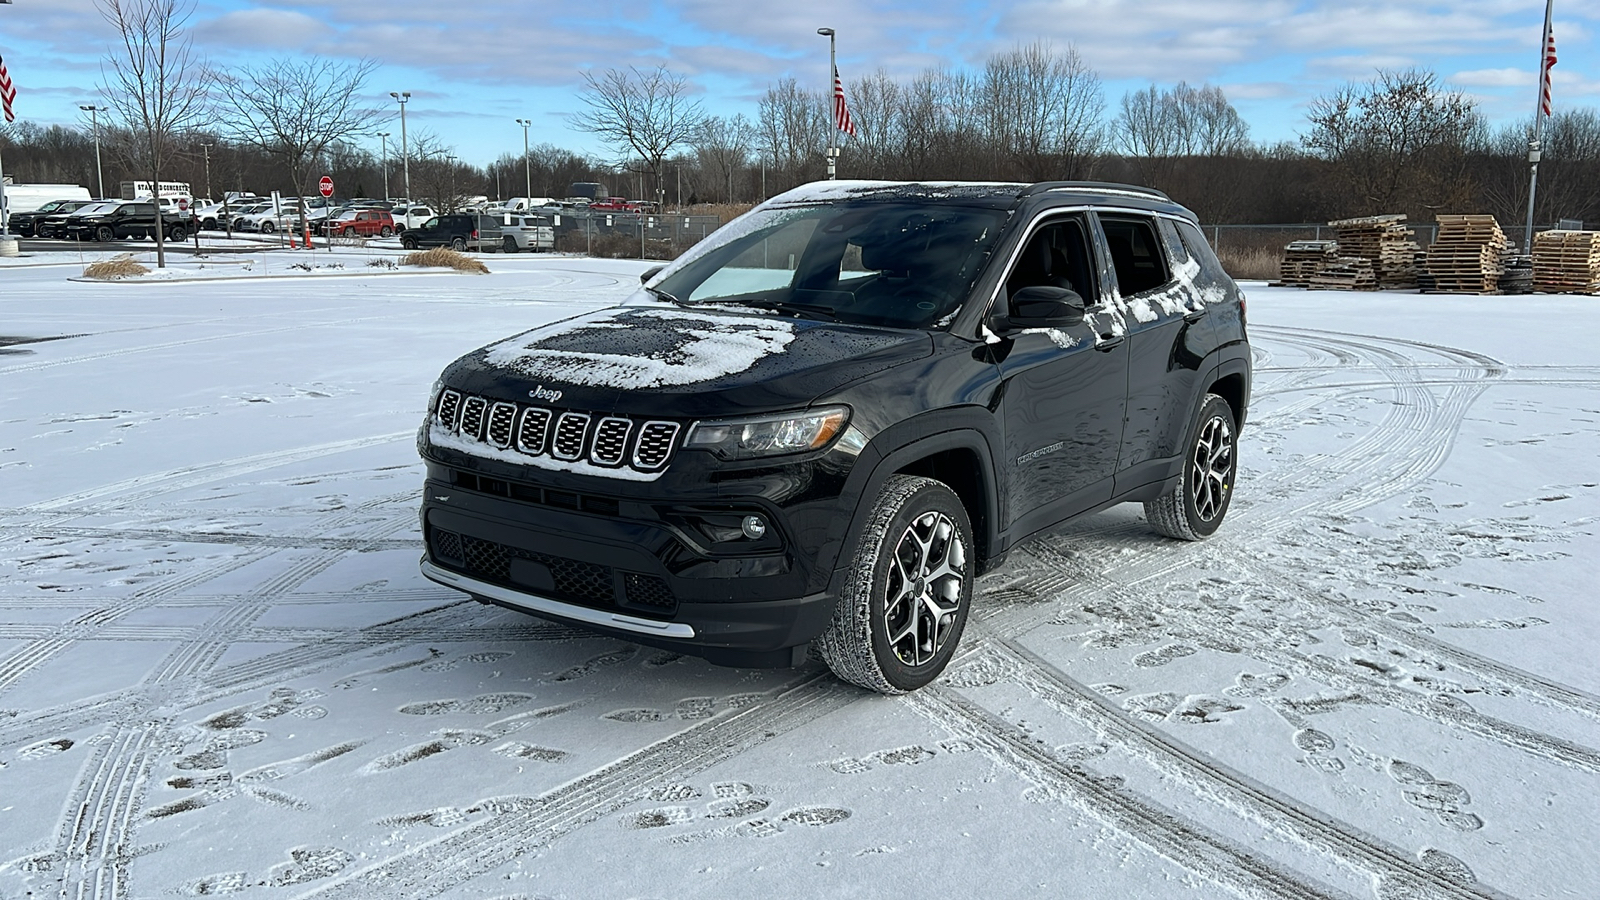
[1,0,1595,167]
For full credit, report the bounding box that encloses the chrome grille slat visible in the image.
[516,408,551,455]
[633,421,680,471]
[552,412,591,461]
[436,392,678,473]
[590,417,633,467]
[459,396,488,440]
[436,389,462,429]
[486,402,518,448]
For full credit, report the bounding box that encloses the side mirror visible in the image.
[991,285,1086,334]
[640,265,665,284]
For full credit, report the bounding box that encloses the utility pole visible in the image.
[516,118,532,201]
[375,132,390,200]
[389,91,411,202]
[80,105,106,199]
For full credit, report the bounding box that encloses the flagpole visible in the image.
[1523,0,1555,253]
[819,27,838,180]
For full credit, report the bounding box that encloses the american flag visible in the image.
[0,54,16,124]
[1539,23,1557,117]
[832,66,856,137]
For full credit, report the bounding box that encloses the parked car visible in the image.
[496,214,555,252]
[399,214,501,251]
[392,205,436,232]
[193,197,256,230]
[320,208,395,237]
[65,200,188,242]
[38,201,119,239]
[228,202,274,232]
[9,199,92,238]
[414,180,1253,693]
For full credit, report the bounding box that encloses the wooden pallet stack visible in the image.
[1328,214,1421,288]
[1307,256,1377,291]
[1425,215,1510,294]
[1273,240,1340,287]
[1531,230,1600,294]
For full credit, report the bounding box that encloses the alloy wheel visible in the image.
[882,510,966,667]
[1190,414,1234,522]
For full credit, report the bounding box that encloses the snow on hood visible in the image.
[482,307,795,390]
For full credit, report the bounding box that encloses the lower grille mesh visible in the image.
[429,526,676,615]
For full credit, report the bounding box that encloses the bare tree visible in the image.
[983,42,1105,181]
[571,65,703,204]
[211,57,381,235]
[691,115,753,203]
[757,78,826,192]
[96,0,208,267]
[1303,68,1484,217]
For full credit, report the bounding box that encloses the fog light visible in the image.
[741,515,768,540]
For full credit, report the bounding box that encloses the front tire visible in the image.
[260,222,275,233]
[1145,392,1238,541]
[401,236,417,250]
[168,226,186,242]
[816,475,973,694]
[95,226,114,242]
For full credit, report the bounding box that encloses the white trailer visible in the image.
[1,183,93,217]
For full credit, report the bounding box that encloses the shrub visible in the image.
[82,257,151,280]
[1215,246,1282,281]
[367,257,398,269]
[401,248,489,273]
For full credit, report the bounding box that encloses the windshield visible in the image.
[653,202,1006,329]
[71,202,119,216]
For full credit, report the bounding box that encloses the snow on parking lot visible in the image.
[0,254,1596,899]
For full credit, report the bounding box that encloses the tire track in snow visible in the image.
[955,638,1518,900]
[905,685,1363,900]
[295,675,858,899]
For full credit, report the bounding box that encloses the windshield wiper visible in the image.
[643,285,689,307]
[716,297,840,321]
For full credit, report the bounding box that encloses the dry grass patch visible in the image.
[1215,246,1282,281]
[82,257,151,280]
[401,248,489,273]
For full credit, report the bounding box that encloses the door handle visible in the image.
[1095,334,1124,352]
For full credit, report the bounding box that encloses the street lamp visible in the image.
[374,132,391,200]
[79,105,105,198]
[445,153,458,211]
[818,27,839,180]
[389,91,410,202]
[515,118,532,202]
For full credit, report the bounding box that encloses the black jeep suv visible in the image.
[418,181,1251,693]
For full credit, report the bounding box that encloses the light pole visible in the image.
[79,105,105,198]
[445,154,458,211]
[389,91,411,202]
[818,27,839,180]
[374,132,391,200]
[516,118,532,201]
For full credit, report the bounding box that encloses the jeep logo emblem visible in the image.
[528,385,564,404]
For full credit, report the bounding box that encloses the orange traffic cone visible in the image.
[288,232,297,249]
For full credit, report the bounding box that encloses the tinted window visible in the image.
[1099,215,1169,296]
[1004,215,1098,303]
[1156,218,1189,266]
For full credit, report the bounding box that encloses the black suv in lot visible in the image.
[398,214,501,251]
[9,199,91,238]
[418,181,1251,693]
[64,200,189,242]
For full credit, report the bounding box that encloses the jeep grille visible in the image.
[434,388,681,474]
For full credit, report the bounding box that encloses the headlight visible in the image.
[684,407,850,460]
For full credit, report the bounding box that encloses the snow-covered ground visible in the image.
[0,253,1595,900]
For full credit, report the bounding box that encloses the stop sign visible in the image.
[177,198,188,212]
[319,176,334,198]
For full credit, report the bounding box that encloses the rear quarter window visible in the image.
[1099,215,1169,296]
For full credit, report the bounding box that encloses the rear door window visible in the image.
[1098,215,1170,297]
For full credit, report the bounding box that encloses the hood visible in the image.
[444,305,932,418]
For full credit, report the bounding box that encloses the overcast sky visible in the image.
[1,0,1595,170]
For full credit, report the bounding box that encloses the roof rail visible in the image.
[1025,181,1172,202]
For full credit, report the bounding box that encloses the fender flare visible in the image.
[820,416,1002,599]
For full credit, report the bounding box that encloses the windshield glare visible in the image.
[654,202,1006,329]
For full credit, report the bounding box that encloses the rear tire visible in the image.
[451,237,467,252]
[379,225,392,237]
[816,475,973,694]
[1145,392,1238,541]
[503,236,518,253]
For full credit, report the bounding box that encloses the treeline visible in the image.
[3,44,1598,229]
